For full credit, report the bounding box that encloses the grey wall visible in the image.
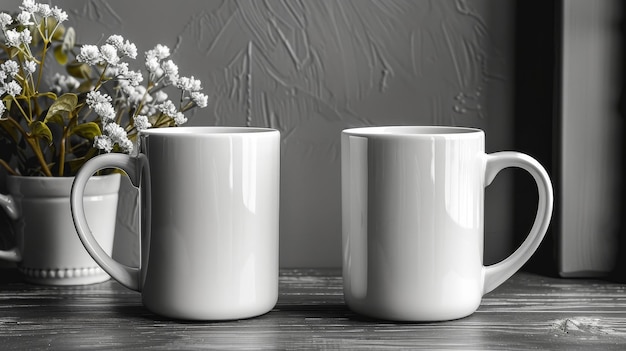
[3,0,518,268]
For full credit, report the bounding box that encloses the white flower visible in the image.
[16,11,33,26]
[154,91,168,103]
[51,73,79,93]
[86,91,112,106]
[119,138,133,153]
[161,60,178,84]
[0,13,12,29]
[147,44,170,60]
[145,56,160,74]
[51,6,68,23]
[4,81,22,97]
[118,80,134,96]
[99,44,120,65]
[3,28,31,47]
[1,60,19,77]
[157,100,177,117]
[105,61,128,77]
[119,41,137,59]
[36,4,52,18]
[105,35,137,59]
[94,102,116,122]
[104,122,127,140]
[19,30,32,45]
[103,122,133,153]
[94,135,113,153]
[86,90,116,121]
[139,105,156,116]
[5,29,21,47]
[0,101,6,116]
[156,100,188,124]
[106,35,124,48]
[176,76,202,92]
[127,85,150,106]
[122,70,143,87]
[133,115,151,131]
[77,45,102,65]
[107,64,143,87]
[173,112,187,126]
[86,91,115,122]
[191,92,208,108]
[19,0,37,13]
[24,60,37,75]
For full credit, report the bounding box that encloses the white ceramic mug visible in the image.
[70,127,280,320]
[341,126,553,321]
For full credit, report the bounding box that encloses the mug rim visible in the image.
[140,126,279,136]
[342,125,483,137]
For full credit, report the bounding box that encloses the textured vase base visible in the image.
[18,266,110,286]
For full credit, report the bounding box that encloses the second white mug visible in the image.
[342,126,553,321]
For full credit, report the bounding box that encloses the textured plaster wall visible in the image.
[2,0,516,268]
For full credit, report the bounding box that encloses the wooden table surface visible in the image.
[1,269,626,350]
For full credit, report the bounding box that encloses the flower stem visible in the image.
[26,136,52,177]
[5,117,52,176]
[35,39,50,92]
[93,64,110,92]
[58,123,74,177]
[133,81,155,118]
[11,96,32,123]
[58,136,66,177]
[0,159,18,176]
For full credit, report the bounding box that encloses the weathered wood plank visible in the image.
[0,269,625,350]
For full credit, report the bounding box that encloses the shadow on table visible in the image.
[0,268,25,284]
[108,302,405,325]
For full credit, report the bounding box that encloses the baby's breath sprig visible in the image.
[0,0,208,177]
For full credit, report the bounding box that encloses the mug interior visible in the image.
[343,126,481,137]
[140,126,277,136]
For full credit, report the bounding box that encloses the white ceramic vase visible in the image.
[0,174,120,285]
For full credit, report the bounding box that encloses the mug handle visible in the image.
[482,151,554,294]
[71,153,150,291]
[0,193,21,262]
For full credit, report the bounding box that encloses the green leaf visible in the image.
[53,27,75,65]
[77,80,94,93]
[36,92,58,100]
[71,122,101,140]
[29,121,53,144]
[45,114,65,126]
[66,62,92,79]
[0,119,20,142]
[44,93,78,123]
[53,45,68,65]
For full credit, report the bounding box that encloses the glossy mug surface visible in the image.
[71,127,280,320]
[341,126,553,321]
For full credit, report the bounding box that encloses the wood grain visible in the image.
[0,269,625,350]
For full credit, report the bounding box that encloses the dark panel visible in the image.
[513,0,560,275]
